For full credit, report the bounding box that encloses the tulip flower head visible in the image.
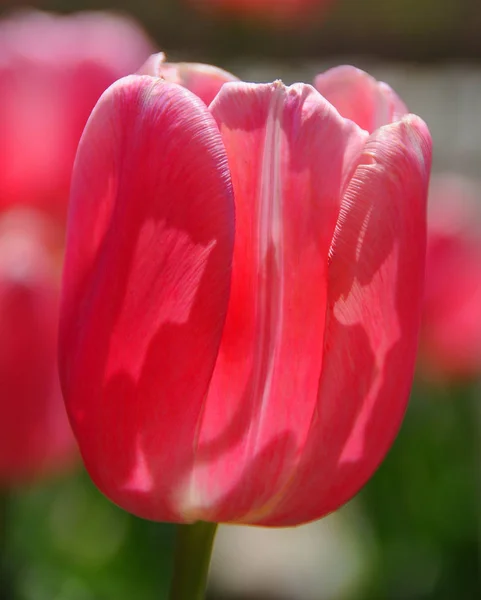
[0,10,154,220]
[0,210,76,484]
[420,175,481,380]
[59,61,432,525]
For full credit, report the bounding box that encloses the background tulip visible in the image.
[419,174,481,380]
[0,10,154,221]
[60,65,431,528]
[0,10,154,483]
[0,210,76,484]
[186,0,334,25]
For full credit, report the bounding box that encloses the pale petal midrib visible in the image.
[248,84,286,453]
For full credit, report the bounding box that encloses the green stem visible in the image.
[169,521,218,600]
[0,489,13,597]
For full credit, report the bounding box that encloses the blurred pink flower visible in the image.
[187,0,334,25]
[0,209,77,484]
[420,174,481,380]
[0,10,154,221]
[0,10,153,484]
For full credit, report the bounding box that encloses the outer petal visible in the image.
[175,81,367,523]
[0,210,76,483]
[260,115,432,525]
[137,52,239,106]
[59,76,234,522]
[314,66,408,133]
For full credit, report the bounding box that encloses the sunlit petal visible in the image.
[59,76,235,522]
[179,81,367,522]
[260,115,432,525]
[314,66,408,133]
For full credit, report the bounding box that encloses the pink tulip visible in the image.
[187,0,333,24]
[0,210,76,484]
[420,175,481,379]
[0,10,154,221]
[59,63,432,525]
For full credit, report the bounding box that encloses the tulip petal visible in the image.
[59,76,234,521]
[314,66,408,133]
[176,81,367,523]
[259,115,432,525]
[137,52,239,106]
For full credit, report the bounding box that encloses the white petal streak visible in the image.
[251,82,286,442]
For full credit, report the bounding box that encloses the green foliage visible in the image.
[5,470,175,600]
[358,381,480,600]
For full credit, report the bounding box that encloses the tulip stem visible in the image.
[168,521,218,600]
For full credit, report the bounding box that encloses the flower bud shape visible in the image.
[420,175,481,380]
[0,210,76,484]
[0,10,154,221]
[59,63,432,525]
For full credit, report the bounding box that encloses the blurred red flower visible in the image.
[0,10,154,222]
[420,174,481,380]
[0,210,75,483]
[0,10,154,484]
[187,0,334,25]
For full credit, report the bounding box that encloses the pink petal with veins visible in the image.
[59,76,234,522]
[177,81,367,523]
[260,115,432,525]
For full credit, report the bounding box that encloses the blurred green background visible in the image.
[1,0,480,599]
[3,381,478,599]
